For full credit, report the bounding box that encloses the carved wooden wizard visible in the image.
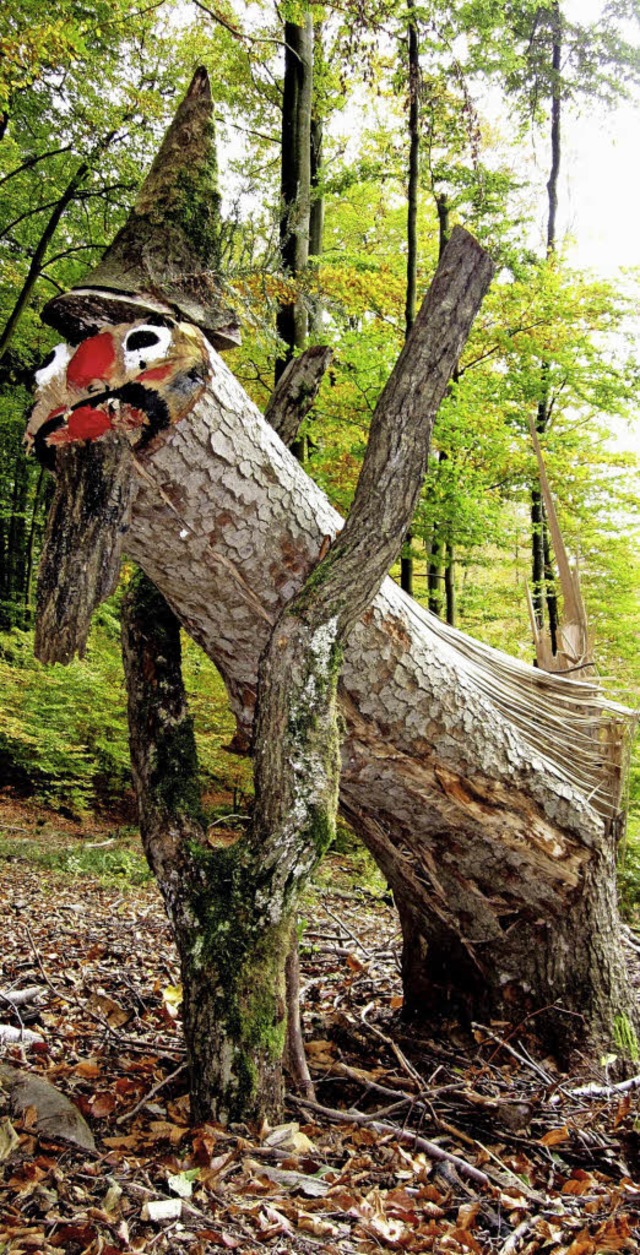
[26,68,238,663]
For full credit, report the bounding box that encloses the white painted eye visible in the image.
[35,343,72,389]
[123,324,173,373]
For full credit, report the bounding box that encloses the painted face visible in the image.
[25,316,210,466]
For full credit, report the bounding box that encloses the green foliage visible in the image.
[0,832,151,885]
[0,592,252,812]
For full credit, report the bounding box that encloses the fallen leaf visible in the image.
[162,984,183,1018]
[244,1158,330,1197]
[167,1170,196,1198]
[264,1121,316,1153]
[0,1118,20,1162]
[90,1091,115,1118]
[540,1125,570,1146]
[87,992,131,1028]
[148,1119,188,1144]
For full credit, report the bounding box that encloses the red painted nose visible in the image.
[66,332,116,389]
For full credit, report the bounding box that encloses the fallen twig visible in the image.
[361,1002,425,1088]
[569,1073,640,1098]
[323,903,372,958]
[0,986,46,1008]
[116,1061,188,1124]
[289,1094,492,1188]
[499,1217,537,1254]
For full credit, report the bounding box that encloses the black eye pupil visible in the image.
[127,330,160,352]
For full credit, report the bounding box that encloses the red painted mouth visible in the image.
[47,405,114,444]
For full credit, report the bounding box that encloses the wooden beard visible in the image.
[26,316,211,664]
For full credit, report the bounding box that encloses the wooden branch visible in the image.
[264,344,332,447]
[290,1095,491,1188]
[0,986,46,1008]
[295,227,495,634]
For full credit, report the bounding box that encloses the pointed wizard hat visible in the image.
[42,67,241,349]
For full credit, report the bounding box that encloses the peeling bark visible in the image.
[122,233,637,1062]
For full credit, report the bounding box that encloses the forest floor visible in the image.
[1,794,640,1255]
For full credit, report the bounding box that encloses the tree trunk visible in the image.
[530,2,561,637]
[276,16,313,389]
[0,163,89,365]
[119,227,493,1123]
[121,572,296,1123]
[427,526,443,615]
[444,539,455,626]
[400,0,421,599]
[121,231,637,1062]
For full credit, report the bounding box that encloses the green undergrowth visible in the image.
[619,828,640,926]
[0,593,252,814]
[0,832,152,885]
[308,820,388,900]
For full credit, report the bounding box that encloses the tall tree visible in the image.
[400,0,420,597]
[275,12,313,401]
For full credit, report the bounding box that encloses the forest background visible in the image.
[2,0,640,910]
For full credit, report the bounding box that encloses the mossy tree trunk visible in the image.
[121,574,297,1122]
[122,227,493,1124]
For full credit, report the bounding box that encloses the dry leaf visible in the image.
[540,1125,570,1146]
[87,992,131,1029]
[90,1092,116,1119]
[264,1122,316,1153]
[0,1118,19,1162]
[162,984,183,1018]
[148,1120,188,1145]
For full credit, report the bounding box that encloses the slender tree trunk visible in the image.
[546,3,562,257]
[0,163,89,364]
[276,15,313,393]
[543,504,559,654]
[531,483,545,631]
[400,0,421,598]
[427,525,443,615]
[531,1,562,640]
[309,19,324,339]
[444,539,455,626]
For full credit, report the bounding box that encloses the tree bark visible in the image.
[276,16,313,387]
[264,344,332,448]
[121,572,294,1124]
[444,539,455,627]
[530,2,562,639]
[119,228,637,1061]
[35,437,133,664]
[400,0,421,599]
